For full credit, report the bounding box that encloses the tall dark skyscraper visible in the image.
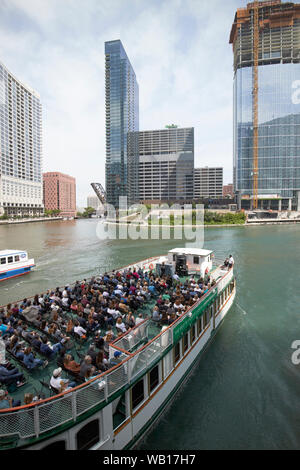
[105,40,139,208]
[230,0,300,211]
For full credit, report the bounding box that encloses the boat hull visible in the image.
[0,263,35,282]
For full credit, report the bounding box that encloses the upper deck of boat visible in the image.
[0,255,233,419]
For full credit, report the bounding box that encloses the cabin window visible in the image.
[149,365,159,393]
[204,309,211,328]
[7,257,13,264]
[183,333,189,353]
[131,379,144,410]
[0,258,6,265]
[197,317,202,336]
[174,342,181,364]
[193,256,199,264]
[173,255,176,262]
[191,324,196,343]
[14,256,20,262]
[76,419,100,450]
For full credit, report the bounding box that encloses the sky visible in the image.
[0,0,248,207]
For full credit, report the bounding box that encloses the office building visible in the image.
[43,172,76,218]
[230,0,300,211]
[105,40,139,208]
[0,61,43,217]
[87,195,101,210]
[133,127,194,203]
[194,167,223,199]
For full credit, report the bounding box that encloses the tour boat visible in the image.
[0,248,236,450]
[0,250,35,282]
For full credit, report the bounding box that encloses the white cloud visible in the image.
[0,0,242,205]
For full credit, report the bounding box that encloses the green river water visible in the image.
[0,219,299,450]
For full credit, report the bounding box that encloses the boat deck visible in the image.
[1,292,166,407]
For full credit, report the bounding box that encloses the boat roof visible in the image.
[169,248,213,257]
[0,250,27,256]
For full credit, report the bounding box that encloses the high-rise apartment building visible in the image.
[105,40,139,208]
[87,195,100,210]
[43,172,76,218]
[132,127,194,203]
[230,0,300,211]
[194,167,223,199]
[0,61,43,217]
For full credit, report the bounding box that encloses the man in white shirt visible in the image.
[74,323,86,338]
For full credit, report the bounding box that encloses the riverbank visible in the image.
[0,217,63,225]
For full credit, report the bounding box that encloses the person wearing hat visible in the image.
[50,368,76,394]
[108,351,123,368]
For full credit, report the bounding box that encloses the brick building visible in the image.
[43,172,76,218]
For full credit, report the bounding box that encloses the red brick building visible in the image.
[43,172,76,218]
[223,184,234,198]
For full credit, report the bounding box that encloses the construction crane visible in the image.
[91,183,107,206]
[252,0,259,209]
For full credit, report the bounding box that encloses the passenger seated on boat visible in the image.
[103,332,115,354]
[135,314,144,326]
[0,321,9,337]
[79,356,93,379]
[50,368,76,394]
[63,354,81,375]
[116,317,127,335]
[40,336,64,358]
[152,306,162,323]
[23,347,48,370]
[108,351,123,368]
[21,301,40,322]
[0,389,21,409]
[0,364,24,386]
[73,321,87,340]
[124,312,135,330]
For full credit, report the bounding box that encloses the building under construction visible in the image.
[230,0,300,211]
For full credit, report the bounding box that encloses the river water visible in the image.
[0,219,299,450]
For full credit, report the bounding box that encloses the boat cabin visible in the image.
[165,248,213,277]
[0,250,28,267]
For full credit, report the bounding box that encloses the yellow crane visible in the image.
[252,0,259,209]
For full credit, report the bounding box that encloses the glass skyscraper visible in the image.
[230,0,300,211]
[105,40,139,208]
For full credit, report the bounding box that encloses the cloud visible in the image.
[0,0,242,205]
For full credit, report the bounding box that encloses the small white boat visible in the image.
[0,250,35,282]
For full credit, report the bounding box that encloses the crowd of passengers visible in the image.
[0,265,216,409]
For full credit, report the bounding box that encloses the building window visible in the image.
[149,365,159,393]
[131,379,144,410]
[76,419,100,450]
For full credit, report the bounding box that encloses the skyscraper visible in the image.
[0,61,43,217]
[132,127,194,203]
[230,0,300,211]
[105,40,139,208]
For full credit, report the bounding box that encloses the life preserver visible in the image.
[149,263,154,270]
